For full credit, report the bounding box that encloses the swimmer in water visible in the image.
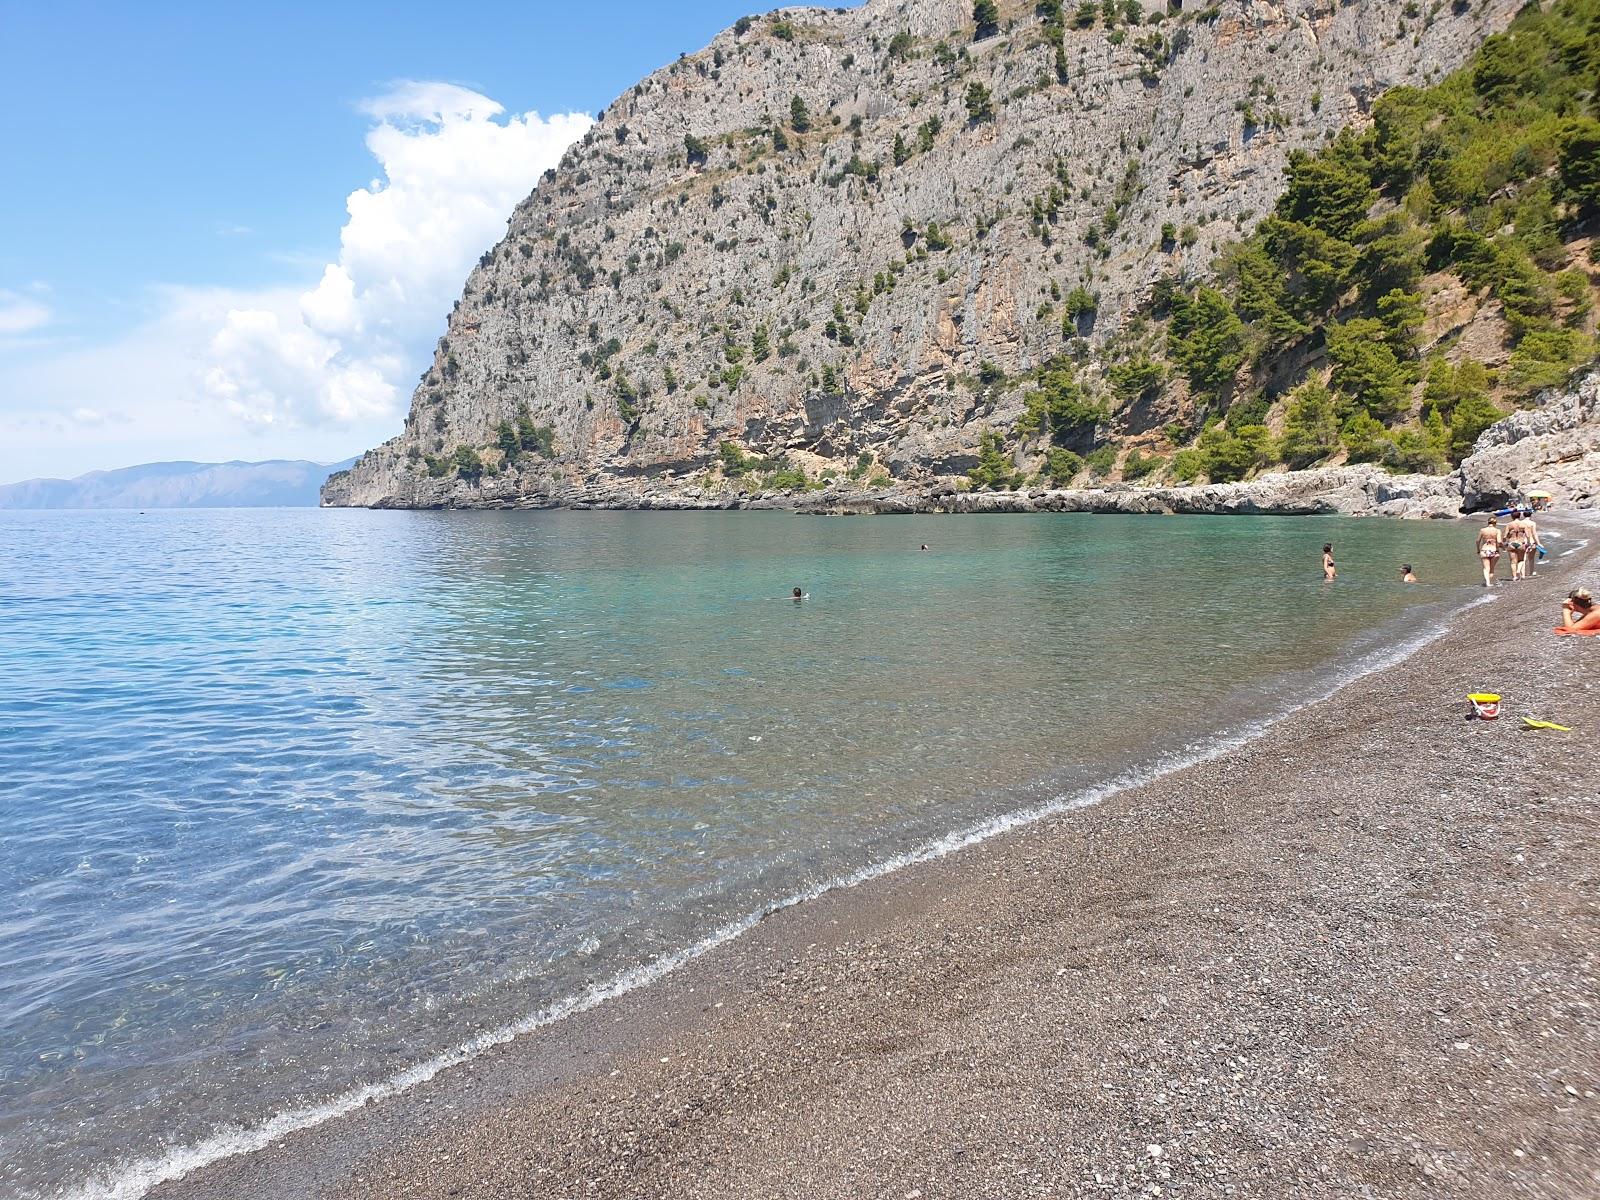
[919,544,930,551]
[791,586,806,602]
[1400,564,1418,583]
[1322,543,1336,581]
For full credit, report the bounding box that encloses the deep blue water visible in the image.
[0,508,1489,1198]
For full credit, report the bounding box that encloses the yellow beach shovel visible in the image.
[1521,717,1571,732]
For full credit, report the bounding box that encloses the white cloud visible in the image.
[0,83,589,484]
[203,82,591,429]
[0,286,308,481]
[0,289,51,336]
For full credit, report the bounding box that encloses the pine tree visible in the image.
[968,429,1018,488]
[1326,318,1414,421]
[1448,390,1507,460]
[1278,380,1341,467]
[1166,287,1245,392]
[973,0,1000,39]
[965,82,996,124]
[1341,411,1388,462]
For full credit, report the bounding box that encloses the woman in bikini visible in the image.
[1522,510,1545,576]
[1475,515,1502,587]
[1322,543,1336,581]
[1504,510,1533,581]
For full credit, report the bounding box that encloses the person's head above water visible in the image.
[1323,543,1333,554]
[792,587,804,599]
[1486,515,1498,526]
[1401,564,1413,574]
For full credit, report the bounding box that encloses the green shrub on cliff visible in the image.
[1122,449,1163,480]
[1341,411,1387,463]
[1106,357,1164,402]
[972,0,1000,39]
[1558,119,1600,218]
[1046,447,1084,486]
[495,420,520,464]
[965,83,996,125]
[968,430,1018,489]
[1084,445,1117,477]
[514,402,556,458]
[1166,287,1244,394]
[1016,360,1107,442]
[451,446,484,481]
[1186,422,1273,483]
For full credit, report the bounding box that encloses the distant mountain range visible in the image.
[0,458,359,509]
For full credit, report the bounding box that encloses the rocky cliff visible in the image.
[1460,367,1600,510]
[776,366,1600,516]
[325,0,1525,510]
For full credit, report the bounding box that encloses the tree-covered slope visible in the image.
[1071,0,1600,488]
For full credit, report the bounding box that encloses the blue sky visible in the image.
[0,0,765,483]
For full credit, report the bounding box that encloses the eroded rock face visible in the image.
[796,464,1465,517]
[324,0,1519,510]
[1458,370,1600,511]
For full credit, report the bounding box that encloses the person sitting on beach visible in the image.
[1562,588,1595,629]
[1400,564,1418,583]
[1475,516,1502,588]
[1322,544,1336,581]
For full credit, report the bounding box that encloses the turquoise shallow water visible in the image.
[0,509,1489,1198]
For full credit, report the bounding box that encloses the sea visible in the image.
[0,507,1496,1199]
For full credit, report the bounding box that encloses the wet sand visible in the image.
[157,525,1600,1200]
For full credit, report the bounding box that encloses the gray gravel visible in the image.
[158,521,1600,1200]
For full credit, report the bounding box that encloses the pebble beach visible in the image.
[153,516,1600,1200]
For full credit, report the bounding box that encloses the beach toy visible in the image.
[1521,717,1571,732]
[1468,693,1501,720]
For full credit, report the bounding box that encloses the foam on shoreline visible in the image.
[58,594,1495,1200]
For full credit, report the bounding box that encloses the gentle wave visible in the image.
[56,592,1493,1200]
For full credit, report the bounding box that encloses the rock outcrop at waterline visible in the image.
[327,367,1600,517]
[324,0,1523,511]
[1459,368,1600,512]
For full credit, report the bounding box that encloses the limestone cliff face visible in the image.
[1460,369,1600,511]
[324,0,1517,509]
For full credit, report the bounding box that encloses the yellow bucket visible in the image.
[1468,693,1501,720]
